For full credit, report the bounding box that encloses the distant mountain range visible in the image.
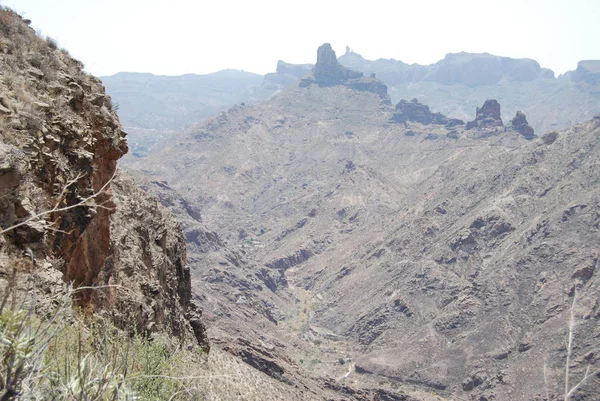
[338,49,600,135]
[102,50,600,157]
[101,70,266,156]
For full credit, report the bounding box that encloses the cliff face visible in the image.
[100,175,208,349]
[0,8,127,286]
[0,8,206,349]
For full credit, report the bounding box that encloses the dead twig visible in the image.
[0,168,118,236]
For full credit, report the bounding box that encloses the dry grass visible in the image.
[0,256,314,400]
[0,290,313,400]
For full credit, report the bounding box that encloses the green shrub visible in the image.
[0,290,203,400]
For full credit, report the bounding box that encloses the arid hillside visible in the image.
[130,43,600,400]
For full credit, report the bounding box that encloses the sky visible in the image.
[3,0,600,77]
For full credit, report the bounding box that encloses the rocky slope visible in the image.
[0,7,206,350]
[129,43,600,400]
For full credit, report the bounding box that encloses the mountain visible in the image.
[564,60,600,84]
[2,9,357,400]
[261,60,312,93]
[103,49,600,161]
[338,48,600,135]
[339,49,555,86]
[128,43,600,400]
[101,70,265,156]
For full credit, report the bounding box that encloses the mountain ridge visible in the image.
[104,48,600,159]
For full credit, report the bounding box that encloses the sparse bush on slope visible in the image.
[0,276,205,400]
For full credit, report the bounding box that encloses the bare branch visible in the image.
[564,289,577,401]
[0,168,118,236]
[566,364,600,399]
[52,171,86,209]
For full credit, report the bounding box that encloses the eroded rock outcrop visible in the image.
[0,8,207,350]
[508,110,535,139]
[466,99,504,130]
[392,98,464,128]
[313,43,363,84]
[568,60,600,84]
[300,43,390,101]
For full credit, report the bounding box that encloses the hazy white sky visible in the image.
[4,0,600,77]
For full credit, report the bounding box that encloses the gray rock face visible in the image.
[106,175,209,351]
[313,43,363,84]
[276,60,312,77]
[433,52,547,86]
[569,60,600,84]
[300,44,390,102]
[262,61,312,90]
[508,110,535,139]
[466,99,504,130]
[393,98,464,127]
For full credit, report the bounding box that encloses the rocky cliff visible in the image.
[392,98,463,128]
[0,7,207,349]
[261,60,312,92]
[465,99,504,130]
[565,60,600,84]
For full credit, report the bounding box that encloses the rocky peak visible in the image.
[466,99,504,130]
[313,43,363,84]
[392,98,464,128]
[508,111,535,139]
[275,60,312,77]
[300,43,390,102]
[433,52,550,85]
[260,61,313,93]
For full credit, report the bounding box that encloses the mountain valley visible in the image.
[127,44,600,400]
[1,4,600,399]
